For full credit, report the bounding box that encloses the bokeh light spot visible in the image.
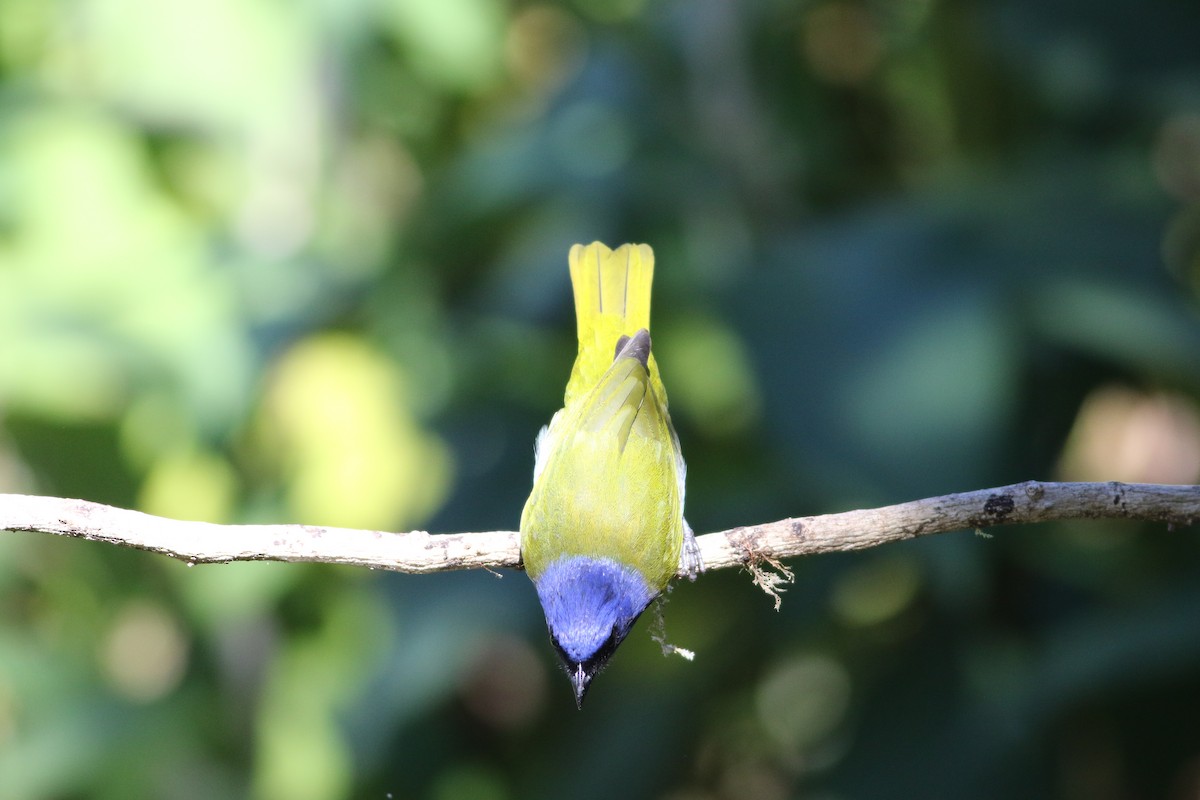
[1153,114,1200,202]
[756,653,852,756]
[138,448,237,524]
[831,555,921,628]
[802,2,884,86]
[384,0,506,91]
[505,6,587,97]
[1058,386,1200,485]
[258,334,452,530]
[656,315,761,436]
[101,602,189,703]
[1162,204,1200,301]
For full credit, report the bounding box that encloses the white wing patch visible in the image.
[532,409,565,482]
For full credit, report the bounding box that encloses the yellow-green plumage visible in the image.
[521,241,685,594]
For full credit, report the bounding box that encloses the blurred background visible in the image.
[2,0,1200,797]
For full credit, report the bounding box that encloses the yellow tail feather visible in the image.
[565,242,656,406]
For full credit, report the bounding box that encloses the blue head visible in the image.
[533,556,658,708]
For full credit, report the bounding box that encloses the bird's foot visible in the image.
[679,519,703,581]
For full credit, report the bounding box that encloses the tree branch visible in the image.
[1,482,1197,580]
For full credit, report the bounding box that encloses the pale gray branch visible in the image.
[1,481,1197,578]
[0,494,517,573]
[698,480,1199,576]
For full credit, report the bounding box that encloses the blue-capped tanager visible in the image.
[521,241,699,708]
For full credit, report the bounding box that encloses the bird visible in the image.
[520,241,699,708]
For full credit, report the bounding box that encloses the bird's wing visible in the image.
[522,333,684,589]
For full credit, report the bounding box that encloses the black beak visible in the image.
[570,662,591,709]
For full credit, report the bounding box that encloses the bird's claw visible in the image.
[679,519,703,580]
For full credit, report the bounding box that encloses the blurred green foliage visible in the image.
[2,0,1200,797]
